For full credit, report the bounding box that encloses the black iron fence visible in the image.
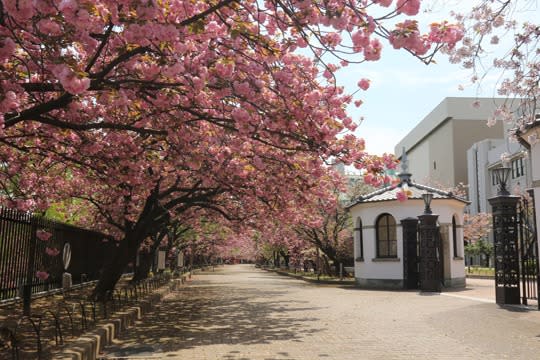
[0,207,116,302]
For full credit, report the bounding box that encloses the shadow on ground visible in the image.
[101,278,324,358]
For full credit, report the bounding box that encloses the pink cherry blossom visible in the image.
[364,39,382,61]
[445,1,537,132]
[3,0,35,20]
[363,173,374,185]
[51,64,91,95]
[37,230,52,241]
[374,0,393,7]
[357,79,370,91]
[396,190,408,202]
[428,22,464,48]
[37,19,62,36]
[46,247,61,256]
[59,0,78,13]
[396,0,420,16]
[36,271,49,281]
[0,38,16,61]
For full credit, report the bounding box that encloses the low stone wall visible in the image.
[55,275,189,360]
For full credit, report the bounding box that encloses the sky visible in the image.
[337,0,539,156]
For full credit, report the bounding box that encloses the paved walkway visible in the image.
[101,265,540,359]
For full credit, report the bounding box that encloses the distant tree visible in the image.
[465,240,493,268]
[463,212,492,244]
[463,212,493,267]
[294,172,378,276]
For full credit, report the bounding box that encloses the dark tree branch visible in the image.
[33,115,168,135]
[85,22,114,73]
[179,0,238,27]
[4,93,73,128]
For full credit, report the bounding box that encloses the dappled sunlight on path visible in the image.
[100,265,540,360]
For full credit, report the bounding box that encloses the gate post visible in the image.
[489,163,521,306]
[402,218,419,289]
[418,212,441,292]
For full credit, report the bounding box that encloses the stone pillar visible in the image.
[489,195,520,305]
[418,213,441,292]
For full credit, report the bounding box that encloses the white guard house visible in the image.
[346,152,469,290]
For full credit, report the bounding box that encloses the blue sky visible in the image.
[337,0,539,156]
[344,44,479,156]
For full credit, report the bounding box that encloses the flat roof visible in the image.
[394,97,508,156]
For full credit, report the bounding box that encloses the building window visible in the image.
[511,158,524,179]
[355,217,363,260]
[376,214,397,258]
[452,216,458,258]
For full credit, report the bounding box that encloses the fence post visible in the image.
[23,220,38,316]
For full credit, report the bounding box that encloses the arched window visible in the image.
[376,214,397,258]
[452,215,458,258]
[355,217,363,260]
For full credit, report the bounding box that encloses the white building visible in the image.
[347,160,468,289]
[395,97,506,188]
[467,137,530,215]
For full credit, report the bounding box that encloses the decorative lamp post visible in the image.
[489,164,521,305]
[492,165,512,195]
[418,191,441,292]
[422,192,434,214]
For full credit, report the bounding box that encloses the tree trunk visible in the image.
[132,250,153,283]
[132,230,168,283]
[91,231,141,301]
[273,251,280,267]
[335,258,349,277]
[279,250,290,268]
[322,256,332,276]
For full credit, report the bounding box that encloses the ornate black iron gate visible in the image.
[402,218,419,289]
[418,214,442,292]
[517,191,539,308]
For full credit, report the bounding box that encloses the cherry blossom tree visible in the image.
[463,212,492,266]
[463,212,492,244]
[292,172,376,275]
[0,1,464,297]
[446,0,539,132]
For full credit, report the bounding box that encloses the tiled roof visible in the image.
[346,181,469,209]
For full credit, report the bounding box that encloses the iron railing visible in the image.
[0,207,116,302]
[517,191,539,309]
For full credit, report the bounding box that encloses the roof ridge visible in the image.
[346,181,469,209]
